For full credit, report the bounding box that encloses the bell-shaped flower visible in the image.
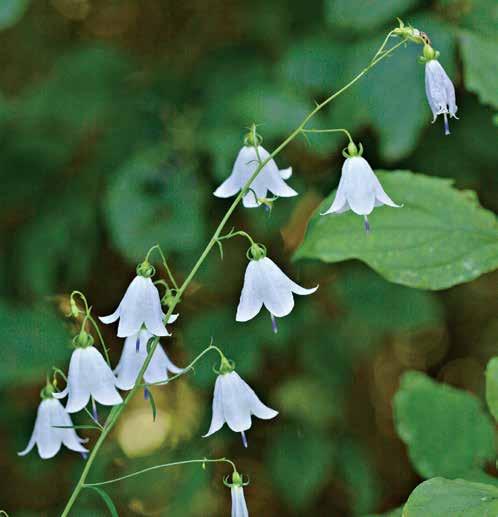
[204,359,278,447]
[19,386,88,459]
[54,336,122,413]
[214,142,297,208]
[236,245,317,331]
[100,267,169,337]
[114,326,183,390]
[321,143,400,231]
[225,471,250,517]
[424,46,457,135]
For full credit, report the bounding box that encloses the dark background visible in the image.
[0,0,497,515]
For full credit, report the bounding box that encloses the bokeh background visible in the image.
[1,0,497,515]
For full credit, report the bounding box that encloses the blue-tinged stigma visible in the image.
[270,313,278,334]
[364,216,371,233]
[91,398,99,423]
[136,336,140,353]
[144,387,150,400]
[443,113,450,136]
[241,431,248,448]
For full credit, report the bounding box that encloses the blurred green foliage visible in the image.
[0,0,497,516]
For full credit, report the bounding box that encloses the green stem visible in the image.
[60,33,407,516]
[145,244,179,290]
[142,344,226,388]
[301,128,354,144]
[84,458,237,487]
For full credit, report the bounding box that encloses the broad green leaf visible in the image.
[393,371,495,478]
[268,426,334,509]
[0,0,30,30]
[325,0,421,33]
[295,171,498,290]
[87,486,119,517]
[460,31,498,109]
[0,302,71,387]
[485,357,498,421]
[403,478,498,516]
[105,145,207,264]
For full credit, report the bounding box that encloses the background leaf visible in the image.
[485,357,498,422]
[393,371,495,478]
[403,478,498,516]
[295,170,498,289]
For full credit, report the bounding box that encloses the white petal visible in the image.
[116,276,150,337]
[203,375,226,437]
[372,174,400,208]
[280,166,292,180]
[85,347,122,406]
[54,400,89,453]
[214,146,254,199]
[65,348,91,413]
[114,334,144,390]
[18,401,43,456]
[255,147,297,198]
[236,260,264,322]
[99,308,120,325]
[167,313,179,324]
[231,486,249,517]
[143,280,170,336]
[36,399,62,459]
[236,373,278,420]
[220,372,252,433]
[342,157,376,215]
[321,174,349,215]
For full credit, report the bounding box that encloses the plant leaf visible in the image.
[295,171,498,290]
[393,371,495,478]
[403,478,498,516]
[87,486,119,517]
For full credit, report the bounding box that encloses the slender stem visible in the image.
[60,33,408,516]
[84,458,237,487]
[301,128,354,144]
[142,344,225,387]
[145,244,179,290]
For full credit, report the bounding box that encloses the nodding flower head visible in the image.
[422,45,458,135]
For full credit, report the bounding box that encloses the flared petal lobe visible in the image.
[425,60,458,129]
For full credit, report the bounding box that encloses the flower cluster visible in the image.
[19,19,459,516]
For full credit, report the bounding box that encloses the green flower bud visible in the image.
[423,44,437,61]
[248,242,267,261]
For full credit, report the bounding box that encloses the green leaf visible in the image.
[393,371,495,478]
[403,478,498,516]
[87,486,119,517]
[485,357,498,422]
[0,0,30,30]
[105,145,207,264]
[268,426,334,509]
[325,0,421,33]
[0,301,71,387]
[460,31,498,109]
[295,171,498,290]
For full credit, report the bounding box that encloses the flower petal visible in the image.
[86,347,122,406]
[236,260,264,322]
[373,174,401,208]
[36,399,62,459]
[237,374,278,420]
[65,348,91,413]
[342,157,376,215]
[203,375,226,437]
[321,174,348,215]
[231,486,249,517]
[280,166,292,180]
[99,308,120,325]
[221,372,252,433]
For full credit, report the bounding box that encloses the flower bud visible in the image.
[248,242,266,261]
[69,298,80,318]
[423,44,437,61]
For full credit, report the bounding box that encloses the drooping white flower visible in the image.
[236,250,318,330]
[54,345,122,413]
[214,144,297,208]
[321,147,400,231]
[204,368,278,447]
[19,394,88,459]
[114,326,183,390]
[100,273,169,338]
[231,485,249,517]
[425,58,457,135]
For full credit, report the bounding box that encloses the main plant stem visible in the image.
[61,35,407,516]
